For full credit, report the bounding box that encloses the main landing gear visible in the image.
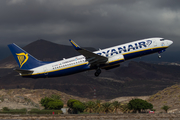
[94,68,101,77]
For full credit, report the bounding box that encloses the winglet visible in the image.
[69,39,82,50]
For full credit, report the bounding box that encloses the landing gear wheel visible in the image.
[158,54,161,59]
[97,69,101,74]
[94,72,99,77]
[94,69,101,77]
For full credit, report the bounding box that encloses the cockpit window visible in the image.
[160,38,165,41]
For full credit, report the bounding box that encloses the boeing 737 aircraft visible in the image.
[8,37,173,78]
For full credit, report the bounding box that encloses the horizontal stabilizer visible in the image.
[14,68,33,74]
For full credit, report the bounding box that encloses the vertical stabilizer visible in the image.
[8,43,46,69]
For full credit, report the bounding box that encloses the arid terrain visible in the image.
[0,84,180,114]
[0,85,179,119]
[0,88,150,110]
[0,88,92,110]
[148,84,180,113]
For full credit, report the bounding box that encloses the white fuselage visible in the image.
[22,37,173,78]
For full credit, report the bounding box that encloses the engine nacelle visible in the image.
[106,54,125,64]
[104,64,120,70]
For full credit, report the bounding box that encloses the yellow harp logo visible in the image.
[16,53,29,68]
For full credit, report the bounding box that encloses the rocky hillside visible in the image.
[147,84,180,113]
[0,88,92,110]
[109,84,180,113]
[0,85,180,114]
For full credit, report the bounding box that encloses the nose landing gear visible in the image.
[158,50,165,59]
[158,53,161,59]
[94,68,101,77]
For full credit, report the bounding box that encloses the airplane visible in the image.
[8,37,173,78]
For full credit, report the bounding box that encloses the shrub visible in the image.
[40,96,64,110]
[161,105,170,113]
[30,108,40,112]
[10,108,27,113]
[128,98,153,113]
[2,107,10,111]
[28,109,63,114]
[51,94,61,100]
[73,101,85,113]
[0,108,27,114]
[67,99,85,113]
[40,97,54,109]
[67,99,78,108]
[48,100,64,110]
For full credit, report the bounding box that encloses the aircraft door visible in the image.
[43,67,48,75]
[153,40,157,47]
[161,41,165,47]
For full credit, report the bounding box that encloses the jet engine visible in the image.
[106,54,125,64]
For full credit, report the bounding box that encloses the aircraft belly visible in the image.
[50,64,90,77]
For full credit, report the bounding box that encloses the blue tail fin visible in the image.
[8,43,47,69]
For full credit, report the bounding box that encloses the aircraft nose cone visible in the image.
[168,40,173,46]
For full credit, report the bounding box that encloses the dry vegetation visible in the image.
[0,88,92,110]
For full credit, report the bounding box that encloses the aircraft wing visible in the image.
[69,39,108,65]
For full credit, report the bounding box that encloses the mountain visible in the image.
[0,40,180,99]
[0,39,95,68]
